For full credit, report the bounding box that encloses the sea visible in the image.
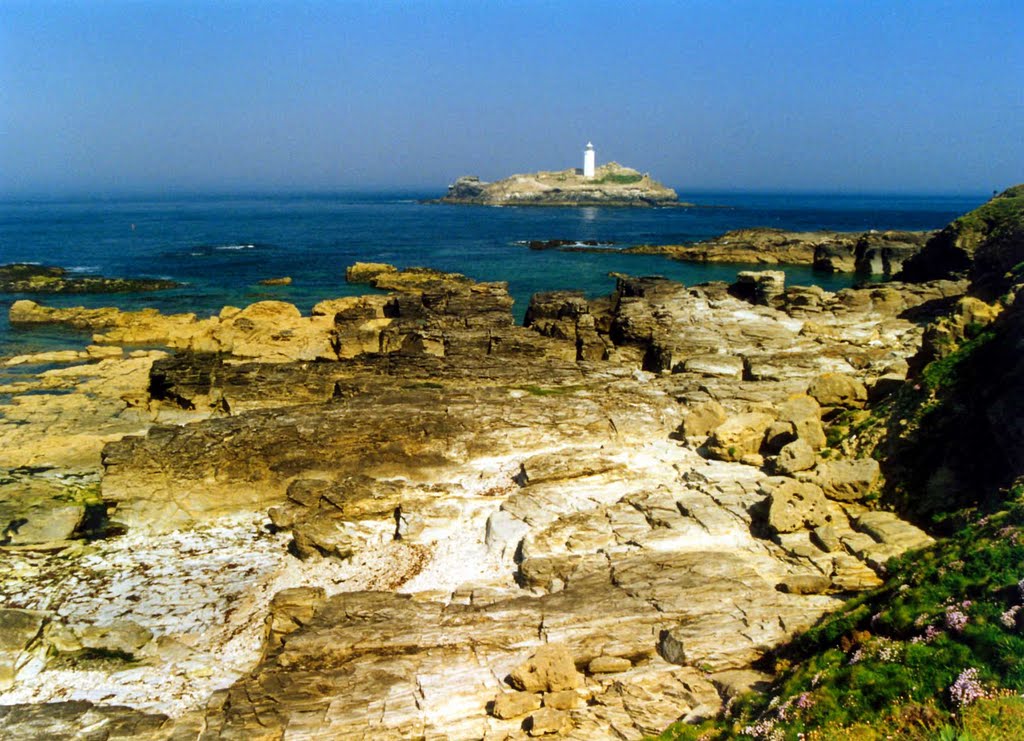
[0,191,985,361]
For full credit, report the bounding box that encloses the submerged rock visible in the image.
[0,264,180,294]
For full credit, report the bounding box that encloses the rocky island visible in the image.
[437,164,681,208]
[436,143,683,207]
[0,186,1022,739]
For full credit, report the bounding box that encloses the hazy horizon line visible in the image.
[0,184,999,203]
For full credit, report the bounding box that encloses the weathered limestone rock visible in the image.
[705,412,774,462]
[772,394,827,451]
[492,690,542,719]
[733,270,786,305]
[0,352,163,471]
[852,511,934,552]
[509,644,583,693]
[764,479,833,534]
[776,574,833,594]
[831,553,884,591]
[345,261,397,284]
[527,707,573,736]
[814,458,881,501]
[812,524,843,553]
[587,656,633,674]
[0,702,171,739]
[0,609,48,690]
[807,373,868,409]
[524,291,608,361]
[681,353,744,379]
[679,400,728,439]
[854,231,931,276]
[813,242,856,273]
[1,497,84,546]
[266,587,327,650]
[520,450,622,486]
[74,620,153,657]
[543,689,579,710]
[710,669,773,702]
[775,438,817,474]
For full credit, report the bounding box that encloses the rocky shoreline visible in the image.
[0,242,967,737]
[621,228,934,276]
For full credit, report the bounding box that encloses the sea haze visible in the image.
[0,191,985,358]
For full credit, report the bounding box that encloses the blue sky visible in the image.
[1,0,1021,195]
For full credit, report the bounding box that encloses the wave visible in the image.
[187,243,262,256]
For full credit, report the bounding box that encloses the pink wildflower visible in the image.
[949,668,985,707]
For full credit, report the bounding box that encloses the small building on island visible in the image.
[583,142,596,178]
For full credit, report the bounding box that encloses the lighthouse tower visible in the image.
[583,142,596,178]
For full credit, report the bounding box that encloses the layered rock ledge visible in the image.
[434,163,683,207]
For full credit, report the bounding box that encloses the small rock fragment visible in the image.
[527,707,573,736]
[491,690,542,719]
[587,655,632,674]
[543,689,579,710]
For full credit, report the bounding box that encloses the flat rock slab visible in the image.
[0,701,171,740]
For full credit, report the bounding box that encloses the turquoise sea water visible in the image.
[0,191,985,358]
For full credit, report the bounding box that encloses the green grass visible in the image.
[594,173,643,185]
[658,483,1024,740]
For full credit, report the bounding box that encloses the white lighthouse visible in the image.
[583,142,595,178]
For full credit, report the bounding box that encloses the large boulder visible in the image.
[345,262,398,284]
[806,373,867,409]
[814,458,881,501]
[508,644,583,693]
[764,479,833,534]
[854,230,931,276]
[733,270,786,305]
[705,412,775,462]
[775,438,817,474]
[813,243,856,273]
[765,394,826,452]
[679,400,729,439]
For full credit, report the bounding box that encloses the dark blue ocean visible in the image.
[0,191,985,359]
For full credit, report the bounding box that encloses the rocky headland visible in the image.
[625,228,934,276]
[435,163,684,207]
[1,186,1021,739]
[1,264,181,294]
